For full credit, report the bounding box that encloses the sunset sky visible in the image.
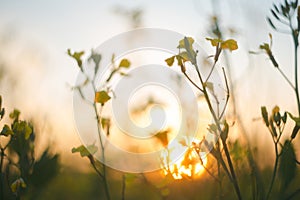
[0,0,297,167]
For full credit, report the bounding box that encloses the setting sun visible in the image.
[161,138,208,180]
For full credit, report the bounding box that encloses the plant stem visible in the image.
[277,68,295,90]
[192,61,242,200]
[0,148,4,200]
[209,3,264,196]
[122,174,126,200]
[288,14,300,115]
[217,149,222,200]
[222,140,242,200]
[266,142,279,200]
[183,71,203,92]
[93,105,111,200]
[197,153,220,182]
[205,61,217,83]
[294,45,300,115]
[90,160,104,179]
[91,82,111,200]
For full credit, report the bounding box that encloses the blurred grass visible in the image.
[25,165,300,200]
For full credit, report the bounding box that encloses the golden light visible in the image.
[161,138,208,180]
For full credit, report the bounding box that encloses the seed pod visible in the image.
[291,124,300,139]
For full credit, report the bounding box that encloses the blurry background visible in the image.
[0,0,299,199]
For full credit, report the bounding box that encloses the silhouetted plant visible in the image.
[252,0,300,199]
[0,95,59,200]
[165,36,241,199]
[68,49,131,200]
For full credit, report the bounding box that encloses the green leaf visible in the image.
[282,112,287,123]
[72,144,98,157]
[0,108,5,119]
[101,117,111,136]
[165,56,175,67]
[288,112,300,126]
[24,124,32,140]
[273,3,280,12]
[271,9,280,20]
[11,121,33,140]
[292,0,298,9]
[259,43,270,51]
[9,109,20,121]
[175,55,186,72]
[208,124,218,134]
[270,119,277,137]
[1,124,13,136]
[88,50,101,75]
[183,37,197,64]
[101,118,110,129]
[221,39,238,51]
[0,96,3,119]
[94,91,111,104]
[88,51,101,66]
[67,49,85,69]
[175,37,197,64]
[278,140,296,191]
[273,110,281,127]
[221,120,229,141]
[281,5,287,17]
[291,124,300,139]
[267,17,277,30]
[11,178,26,193]
[119,58,131,68]
[178,52,189,61]
[154,130,169,147]
[178,37,194,49]
[0,95,5,120]
[206,38,222,47]
[272,105,280,114]
[261,106,269,127]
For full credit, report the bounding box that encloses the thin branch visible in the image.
[219,67,230,120]
[91,161,104,179]
[121,174,126,200]
[287,13,300,115]
[197,154,220,182]
[92,88,111,200]
[205,61,217,83]
[183,71,204,92]
[76,88,94,106]
[277,67,295,90]
[191,57,242,199]
[0,148,4,200]
[266,141,279,200]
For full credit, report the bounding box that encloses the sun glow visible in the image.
[161,138,208,180]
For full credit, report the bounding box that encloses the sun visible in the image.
[161,138,208,180]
